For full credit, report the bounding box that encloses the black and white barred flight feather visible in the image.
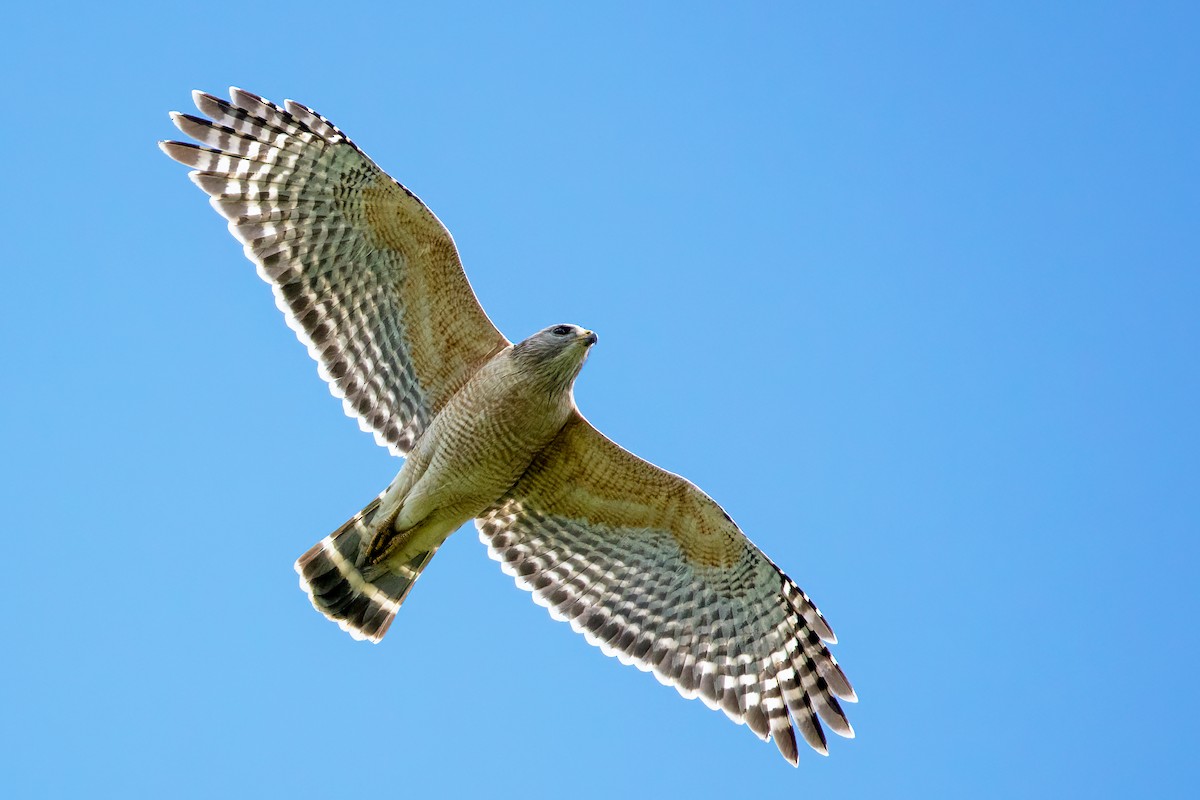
[160,88,508,456]
[477,412,856,764]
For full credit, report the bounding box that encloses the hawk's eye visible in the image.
[552,325,572,336]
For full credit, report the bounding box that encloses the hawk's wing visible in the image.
[476,412,856,765]
[161,88,508,455]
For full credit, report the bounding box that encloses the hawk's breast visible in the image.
[407,351,577,519]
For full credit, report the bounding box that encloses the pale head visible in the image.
[510,323,598,394]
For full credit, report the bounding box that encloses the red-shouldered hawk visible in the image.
[160,88,856,765]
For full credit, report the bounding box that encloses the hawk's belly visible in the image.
[377,360,574,562]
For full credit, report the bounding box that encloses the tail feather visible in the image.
[295,499,436,642]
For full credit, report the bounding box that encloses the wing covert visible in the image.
[476,412,856,765]
[160,88,508,455]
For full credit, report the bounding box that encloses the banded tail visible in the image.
[295,498,437,642]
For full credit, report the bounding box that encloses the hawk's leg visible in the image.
[363,507,465,574]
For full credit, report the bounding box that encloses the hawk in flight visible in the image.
[160,88,855,765]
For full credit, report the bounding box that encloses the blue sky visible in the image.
[3,2,1197,796]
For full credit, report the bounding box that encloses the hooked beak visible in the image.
[581,330,598,347]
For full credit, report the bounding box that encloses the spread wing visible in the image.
[476,412,856,765]
[160,88,508,455]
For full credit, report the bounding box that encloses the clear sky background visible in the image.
[3,2,1197,797]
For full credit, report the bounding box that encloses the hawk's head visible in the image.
[511,323,598,393]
